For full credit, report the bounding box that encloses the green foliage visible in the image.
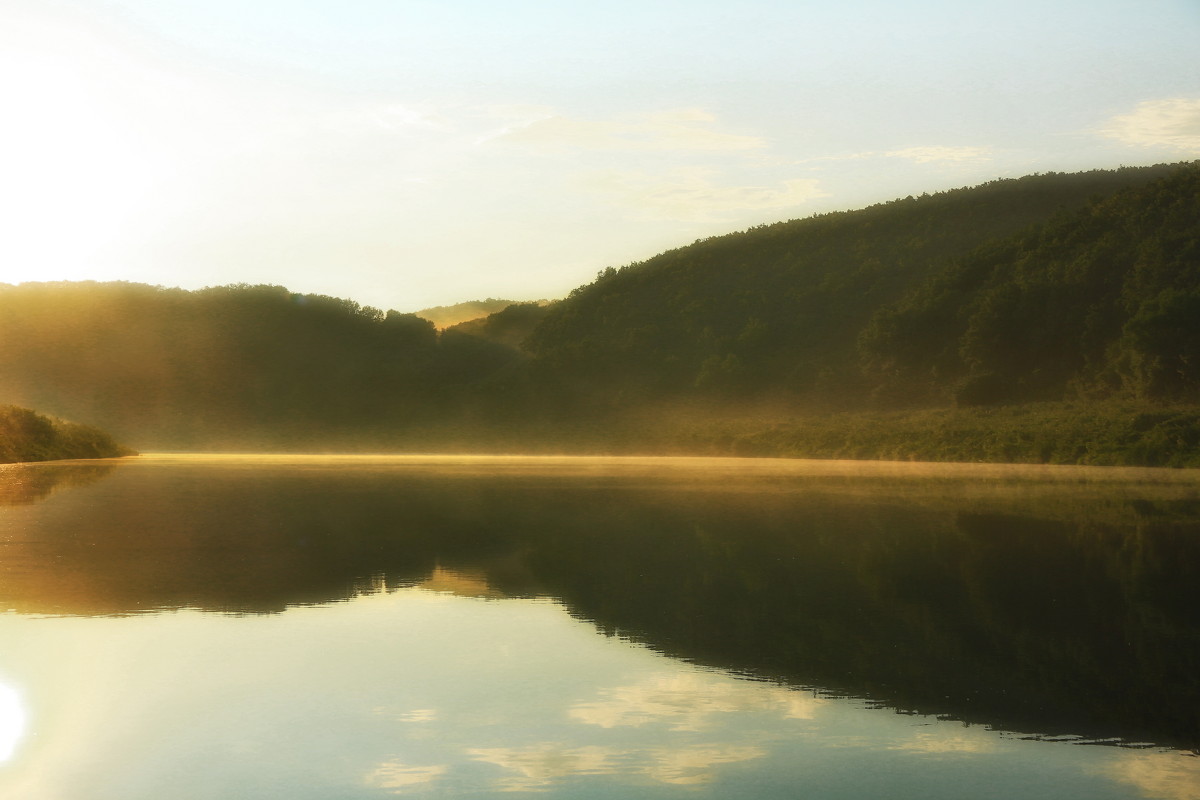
[861,162,1200,405]
[443,301,552,352]
[0,405,133,463]
[0,282,459,448]
[643,402,1200,468]
[413,298,525,329]
[526,164,1188,409]
[1120,288,1200,398]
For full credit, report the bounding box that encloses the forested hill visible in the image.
[0,283,447,448]
[1,162,1198,460]
[413,298,523,329]
[523,163,1193,409]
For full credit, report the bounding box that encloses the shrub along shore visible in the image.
[343,402,1199,468]
[0,405,135,464]
[662,403,1200,467]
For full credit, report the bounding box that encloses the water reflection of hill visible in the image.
[1,458,1198,751]
[0,462,116,505]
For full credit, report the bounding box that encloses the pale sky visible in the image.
[1,0,1197,312]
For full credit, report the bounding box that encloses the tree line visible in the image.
[1,161,1197,458]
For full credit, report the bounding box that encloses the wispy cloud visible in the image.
[322,103,448,136]
[494,108,766,152]
[584,166,828,222]
[1101,98,1200,153]
[883,145,993,164]
[800,145,993,165]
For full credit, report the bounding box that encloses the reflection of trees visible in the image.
[518,493,1200,751]
[2,464,1198,750]
[0,462,116,505]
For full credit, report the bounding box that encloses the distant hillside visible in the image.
[0,283,445,449]
[521,163,1195,412]
[0,405,132,463]
[444,301,553,351]
[414,298,528,329]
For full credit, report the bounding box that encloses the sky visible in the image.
[1,0,1197,313]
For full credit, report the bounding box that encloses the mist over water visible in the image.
[0,454,1197,799]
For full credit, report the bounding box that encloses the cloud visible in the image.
[495,108,766,152]
[585,167,828,222]
[800,145,993,165]
[322,104,447,136]
[1103,751,1200,800]
[1101,98,1200,153]
[366,761,448,792]
[883,145,993,164]
[570,672,825,732]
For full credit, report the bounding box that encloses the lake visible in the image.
[0,454,1197,799]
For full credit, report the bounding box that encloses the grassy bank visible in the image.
[660,402,1200,467]
[0,405,136,463]
[323,401,1200,468]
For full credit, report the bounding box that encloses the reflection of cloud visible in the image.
[643,745,765,785]
[497,108,764,152]
[584,167,827,222]
[1104,751,1200,800]
[370,705,439,723]
[468,742,765,791]
[367,761,448,792]
[467,745,623,792]
[399,709,438,723]
[1101,98,1200,153]
[886,729,998,754]
[570,672,824,732]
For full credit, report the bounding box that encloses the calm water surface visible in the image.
[0,454,1197,799]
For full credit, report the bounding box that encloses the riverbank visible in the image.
[97,401,1200,469]
[656,402,1200,467]
[367,401,1200,468]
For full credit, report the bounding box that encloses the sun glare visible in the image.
[0,23,164,285]
[0,684,27,762]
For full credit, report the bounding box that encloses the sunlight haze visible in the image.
[1,0,1196,311]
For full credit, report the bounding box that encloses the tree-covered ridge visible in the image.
[414,298,527,329]
[0,282,443,448]
[2,162,1198,463]
[444,301,552,352]
[860,163,1200,406]
[524,163,1189,406]
[0,405,132,463]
